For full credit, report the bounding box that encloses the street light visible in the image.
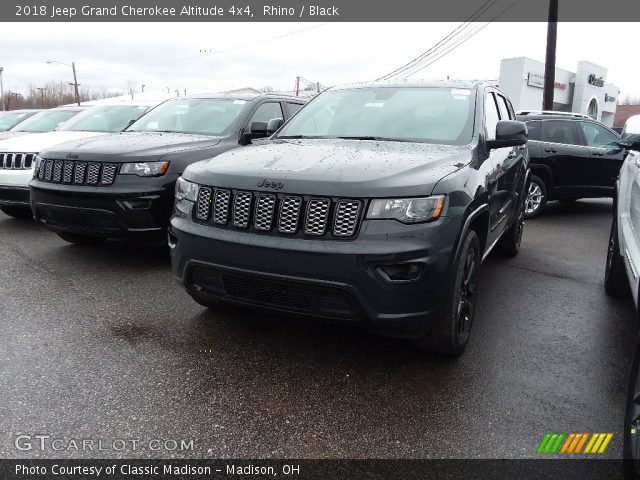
[46,60,80,106]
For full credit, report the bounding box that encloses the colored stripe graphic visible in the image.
[537,433,613,454]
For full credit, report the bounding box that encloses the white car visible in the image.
[605,115,640,473]
[0,101,156,218]
[0,106,85,141]
[605,114,640,305]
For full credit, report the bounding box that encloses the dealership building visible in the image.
[498,57,619,127]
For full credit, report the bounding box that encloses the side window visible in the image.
[579,122,619,148]
[540,120,582,146]
[285,102,304,117]
[485,92,500,141]
[495,95,513,120]
[248,102,284,124]
[525,120,541,141]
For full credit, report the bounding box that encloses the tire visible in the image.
[416,230,480,356]
[1,206,33,219]
[56,232,106,246]
[604,218,629,298]
[524,174,547,219]
[496,201,525,258]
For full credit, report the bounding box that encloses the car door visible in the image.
[494,93,526,218]
[578,120,624,191]
[484,90,512,244]
[618,150,640,307]
[539,119,590,191]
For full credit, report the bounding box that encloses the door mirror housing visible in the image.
[487,120,528,149]
[250,121,269,138]
[266,118,284,135]
[618,133,640,152]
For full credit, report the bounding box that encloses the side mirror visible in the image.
[487,120,528,149]
[266,118,284,135]
[250,121,269,138]
[618,133,640,152]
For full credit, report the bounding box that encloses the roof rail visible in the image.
[516,110,590,119]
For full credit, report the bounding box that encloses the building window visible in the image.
[587,98,598,120]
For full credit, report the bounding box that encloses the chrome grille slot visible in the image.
[74,162,87,184]
[304,198,330,236]
[52,160,64,182]
[23,154,34,169]
[212,189,231,224]
[101,164,118,185]
[333,200,362,237]
[278,196,302,234]
[44,159,54,181]
[196,187,212,221]
[63,161,74,183]
[232,191,252,228]
[254,194,276,231]
[13,154,22,169]
[38,158,46,179]
[86,163,100,184]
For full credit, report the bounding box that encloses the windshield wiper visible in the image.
[336,136,408,142]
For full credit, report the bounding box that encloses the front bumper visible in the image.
[30,175,178,241]
[0,168,34,207]
[170,202,463,339]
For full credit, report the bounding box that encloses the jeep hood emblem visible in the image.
[257,178,284,190]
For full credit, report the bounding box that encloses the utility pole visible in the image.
[141,84,146,93]
[295,76,300,97]
[0,67,5,111]
[542,0,558,111]
[70,61,80,106]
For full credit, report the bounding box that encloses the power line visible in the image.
[399,0,519,79]
[376,0,500,81]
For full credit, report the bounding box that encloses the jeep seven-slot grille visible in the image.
[0,152,37,170]
[36,159,118,186]
[195,186,363,238]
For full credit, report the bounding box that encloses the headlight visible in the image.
[175,177,198,202]
[366,195,445,223]
[120,161,169,177]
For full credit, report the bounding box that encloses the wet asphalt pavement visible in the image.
[0,198,637,459]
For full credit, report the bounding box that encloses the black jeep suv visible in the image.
[29,93,306,245]
[169,81,529,355]
[516,111,622,218]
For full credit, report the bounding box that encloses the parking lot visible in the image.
[0,198,637,459]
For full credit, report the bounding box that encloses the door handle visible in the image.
[544,148,557,154]
[592,152,604,157]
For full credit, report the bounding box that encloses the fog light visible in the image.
[376,263,424,282]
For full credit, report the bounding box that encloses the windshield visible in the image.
[127,98,247,136]
[12,110,79,132]
[56,105,148,132]
[0,111,34,131]
[277,87,475,145]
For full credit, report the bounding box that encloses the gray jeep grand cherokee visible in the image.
[169,81,529,355]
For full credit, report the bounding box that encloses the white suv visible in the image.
[0,100,157,218]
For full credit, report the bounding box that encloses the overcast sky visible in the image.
[1,22,638,99]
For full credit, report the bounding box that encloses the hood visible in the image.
[184,139,472,197]
[0,131,35,141]
[0,130,108,154]
[39,131,222,161]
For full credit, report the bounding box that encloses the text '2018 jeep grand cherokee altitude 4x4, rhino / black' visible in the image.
[170,82,530,355]
[29,93,305,245]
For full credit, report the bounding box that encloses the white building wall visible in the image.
[499,57,619,127]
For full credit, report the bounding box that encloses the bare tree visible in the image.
[2,81,123,109]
